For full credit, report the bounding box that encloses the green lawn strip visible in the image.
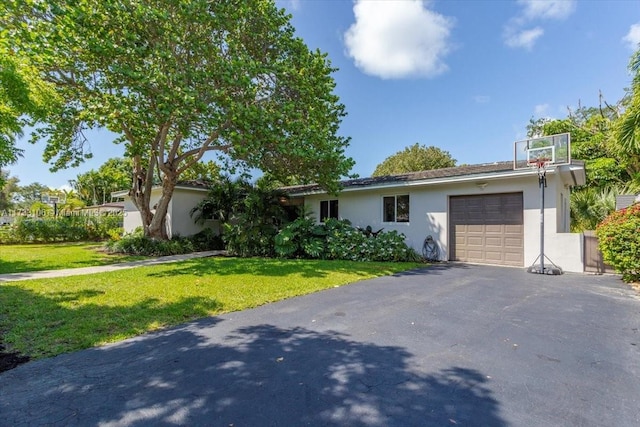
[0,257,421,359]
[0,242,146,274]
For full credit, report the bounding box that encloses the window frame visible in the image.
[382,194,410,223]
[320,199,339,222]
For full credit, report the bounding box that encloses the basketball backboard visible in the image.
[513,133,570,170]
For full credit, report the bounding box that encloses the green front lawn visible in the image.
[0,257,420,360]
[0,242,146,274]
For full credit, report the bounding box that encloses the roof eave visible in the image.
[287,168,542,197]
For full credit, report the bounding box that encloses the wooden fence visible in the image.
[583,230,615,274]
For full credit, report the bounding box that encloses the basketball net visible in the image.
[527,158,550,186]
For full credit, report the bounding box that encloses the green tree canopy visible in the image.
[0,49,60,182]
[372,144,456,177]
[527,101,632,189]
[179,160,222,184]
[72,157,133,206]
[0,169,19,211]
[616,47,640,177]
[13,182,49,210]
[1,0,354,239]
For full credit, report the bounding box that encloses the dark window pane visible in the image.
[329,200,339,219]
[396,195,410,222]
[383,196,395,222]
[320,200,328,221]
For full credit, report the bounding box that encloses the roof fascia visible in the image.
[111,184,210,198]
[289,168,543,197]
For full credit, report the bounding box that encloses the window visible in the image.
[383,195,409,223]
[320,199,339,221]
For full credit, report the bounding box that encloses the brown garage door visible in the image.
[449,193,524,266]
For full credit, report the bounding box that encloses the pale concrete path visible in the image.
[0,250,226,282]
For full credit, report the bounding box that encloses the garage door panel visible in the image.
[450,193,523,266]
[485,252,504,262]
[485,237,503,247]
[505,224,523,234]
[467,224,484,232]
[485,224,504,233]
[504,237,523,248]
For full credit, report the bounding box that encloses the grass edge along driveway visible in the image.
[0,242,146,274]
[0,257,421,361]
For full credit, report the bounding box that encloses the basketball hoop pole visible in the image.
[527,161,563,275]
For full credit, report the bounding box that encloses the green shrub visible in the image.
[190,228,224,251]
[275,217,420,263]
[596,203,640,282]
[1,215,123,244]
[105,227,223,256]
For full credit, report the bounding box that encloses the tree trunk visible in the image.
[146,175,177,240]
[128,154,180,241]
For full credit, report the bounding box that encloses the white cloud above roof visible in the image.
[504,0,576,50]
[623,23,640,50]
[534,103,550,118]
[504,27,544,50]
[344,0,454,79]
[518,0,576,20]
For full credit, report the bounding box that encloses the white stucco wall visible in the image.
[170,188,210,237]
[303,169,584,272]
[121,186,210,238]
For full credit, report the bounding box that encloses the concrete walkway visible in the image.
[0,250,226,282]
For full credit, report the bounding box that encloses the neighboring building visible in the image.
[284,161,587,273]
[615,194,640,211]
[112,181,216,238]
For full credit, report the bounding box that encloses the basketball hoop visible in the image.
[526,157,562,275]
[513,133,568,275]
[527,158,551,182]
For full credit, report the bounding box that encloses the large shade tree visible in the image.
[0,48,59,186]
[372,144,456,177]
[1,0,354,239]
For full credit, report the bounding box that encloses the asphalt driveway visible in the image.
[1,264,639,426]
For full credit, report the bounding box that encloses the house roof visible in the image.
[111,180,212,198]
[284,160,586,196]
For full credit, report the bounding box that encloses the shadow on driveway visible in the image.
[0,320,506,426]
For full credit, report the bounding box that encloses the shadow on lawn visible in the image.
[0,321,507,426]
[145,257,420,279]
[0,284,223,367]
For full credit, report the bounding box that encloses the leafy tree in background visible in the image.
[1,0,354,239]
[527,100,632,189]
[0,49,59,184]
[14,182,49,210]
[616,47,640,179]
[179,160,222,183]
[0,169,19,210]
[372,144,456,177]
[72,158,132,206]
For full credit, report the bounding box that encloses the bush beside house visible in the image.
[597,203,640,282]
[275,217,420,263]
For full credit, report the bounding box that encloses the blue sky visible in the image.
[8,0,640,189]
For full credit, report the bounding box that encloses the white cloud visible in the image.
[504,0,576,50]
[518,0,576,20]
[534,103,550,117]
[623,23,640,50]
[344,0,454,79]
[473,95,491,104]
[277,0,301,10]
[504,27,544,50]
